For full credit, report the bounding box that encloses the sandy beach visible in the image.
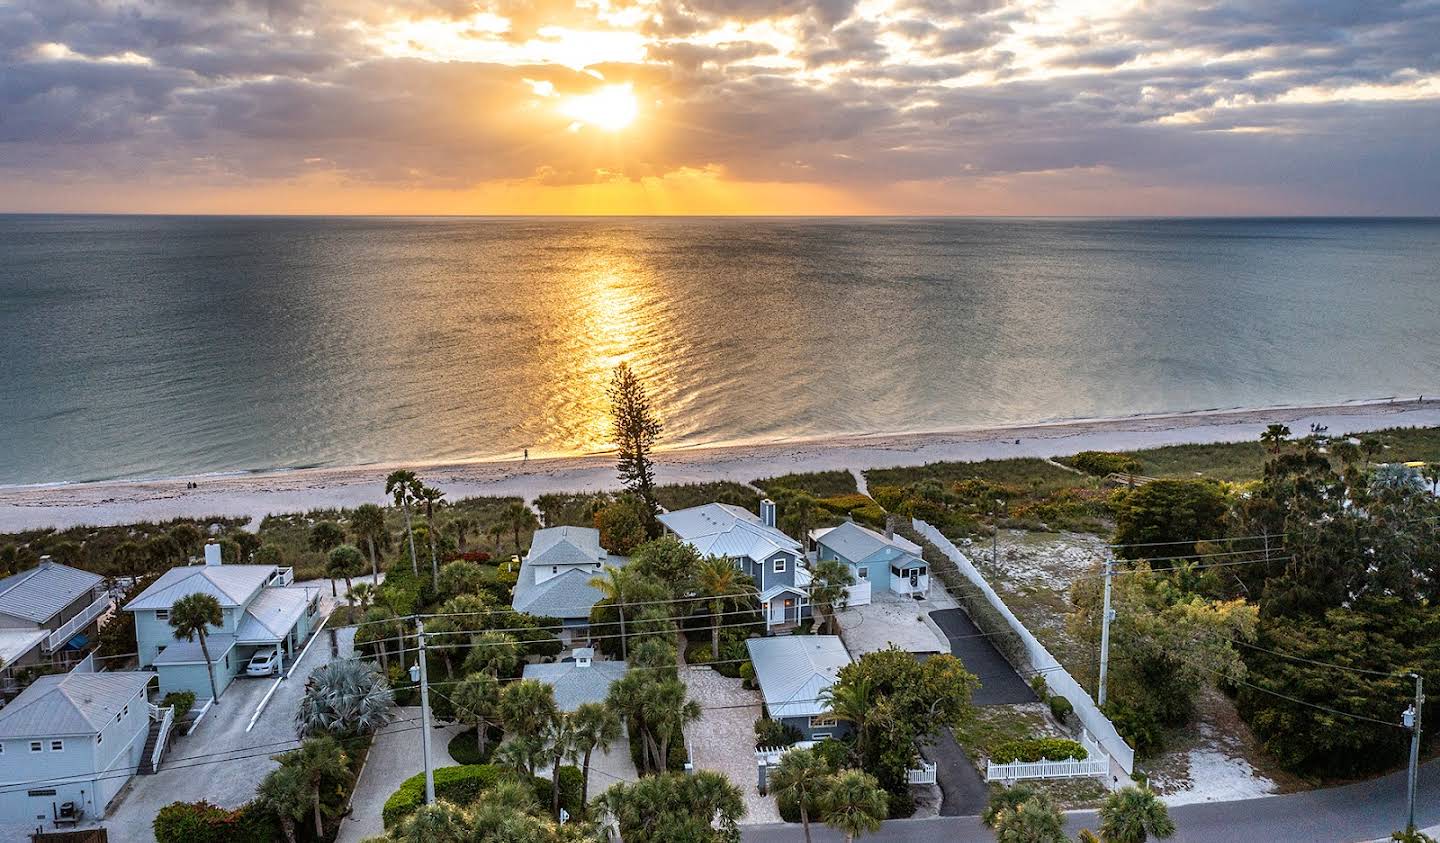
[4,398,1439,533]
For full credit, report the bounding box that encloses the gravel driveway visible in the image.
[684,666,779,824]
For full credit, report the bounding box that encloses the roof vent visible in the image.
[38,554,53,568]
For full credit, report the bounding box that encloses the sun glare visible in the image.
[560,84,639,131]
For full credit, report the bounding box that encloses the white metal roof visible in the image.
[0,671,155,738]
[236,587,316,643]
[527,526,607,567]
[125,564,277,611]
[153,633,237,666]
[745,635,852,720]
[0,561,103,624]
[0,629,47,669]
[512,566,614,620]
[814,520,923,565]
[658,503,801,563]
[522,659,629,712]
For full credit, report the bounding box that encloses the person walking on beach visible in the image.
[523,448,529,463]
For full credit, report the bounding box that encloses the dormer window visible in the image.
[773,557,787,573]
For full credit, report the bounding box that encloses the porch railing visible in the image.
[44,594,113,653]
[148,703,176,772]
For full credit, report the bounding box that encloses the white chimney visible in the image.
[38,554,53,568]
[760,498,777,528]
[574,647,594,668]
[204,540,222,567]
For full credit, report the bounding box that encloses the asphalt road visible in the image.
[743,759,1440,843]
[921,727,988,817]
[929,608,1036,705]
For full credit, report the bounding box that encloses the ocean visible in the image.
[2,215,1437,486]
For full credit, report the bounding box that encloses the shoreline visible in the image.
[3,397,1438,533]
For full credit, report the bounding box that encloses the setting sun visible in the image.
[560,84,639,131]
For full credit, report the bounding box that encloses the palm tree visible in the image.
[695,555,748,660]
[769,747,831,843]
[571,701,622,806]
[1097,786,1176,843]
[994,796,1069,843]
[544,714,581,818]
[386,469,421,575]
[351,502,387,585]
[983,784,1042,829]
[295,659,395,738]
[169,593,223,704]
[1259,423,1291,453]
[499,680,560,772]
[464,630,523,677]
[645,677,701,774]
[1361,437,1384,468]
[820,676,876,762]
[452,672,502,758]
[447,516,478,553]
[488,521,506,556]
[393,800,471,843]
[821,769,888,843]
[1422,463,1440,495]
[418,484,447,589]
[808,558,854,635]
[589,564,634,659]
[277,736,350,839]
[256,765,308,843]
[327,544,365,601]
[505,501,539,555]
[348,581,374,615]
[493,735,546,779]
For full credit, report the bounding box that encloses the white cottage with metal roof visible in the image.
[0,669,162,828]
[124,542,320,700]
[511,526,627,644]
[745,635,853,741]
[659,500,812,631]
[0,558,112,695]
[812,520,928,600]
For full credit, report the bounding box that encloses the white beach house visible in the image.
[0,558,113,697]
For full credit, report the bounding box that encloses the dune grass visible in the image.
[753,469,858,498]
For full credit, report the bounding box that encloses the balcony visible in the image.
[44,593,113,653]
[270,567,295,587]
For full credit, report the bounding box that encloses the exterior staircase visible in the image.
[138,704,175,775]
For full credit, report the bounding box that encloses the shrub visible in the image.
[161,690,197,721]
[1048,695,1074,722]
[153,800,275,843]
[739,660,756,689]
[684,643,714,665]
[447,726,503,765]
[990,738,1088,764]
[754,718,803,749]
[384,765,504,828]
[1068,451,1143,476]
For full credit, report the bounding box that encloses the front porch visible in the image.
[758,584,809,631]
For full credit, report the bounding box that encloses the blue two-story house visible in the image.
[658,500,810,631]
[812,520,929,601]
[123,541,320,700]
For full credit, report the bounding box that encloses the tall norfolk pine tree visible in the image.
[608,363,662,529]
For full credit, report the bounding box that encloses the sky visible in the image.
[1,0,1438,215]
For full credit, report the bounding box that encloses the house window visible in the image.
[123,705,129,717]
[155,609,170,621]
[857,567,869,580]
[811,733,832,741]
[27,789,57,797]
[30,741,42,753]
[552,566,558,575]
[51,740,63,752]
[97,734,103,744]
[810,715,838,728]
[773,557,786,573]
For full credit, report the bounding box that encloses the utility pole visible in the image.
[1403,672,1424,833]
[1098,558,1114,707]
[410,619,436,806]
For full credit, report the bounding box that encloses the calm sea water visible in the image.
[2,215,1438,486]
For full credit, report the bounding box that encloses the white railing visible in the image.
[271,567,295,587]
[985,730,1109,782]
[907,759,938,785]
[186,698,214,735]
[44,593,113,653]
[845,579,873,606]
[913,518,1134,777]
[148,704,176,772]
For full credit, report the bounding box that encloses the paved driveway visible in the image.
[929,609,1035,706]
[101,621,353,842]
[684,666,780,824]
[837,591,949,656]
[921,728,988,817]
[338,708,462,843]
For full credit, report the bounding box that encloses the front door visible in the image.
[769,599,785,625]
[909,569,919,588]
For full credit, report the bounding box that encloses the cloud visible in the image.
[0,0,1437,212]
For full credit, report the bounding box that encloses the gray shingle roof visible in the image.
[512,566,613,620]
[0,561,103,624]
[527,526,606,567]
[0,671,155,738]
[153,633,237,666]
[814,521,922,565]
[746,635,852,720]
[125,564,276,611]
[523,659,628,711]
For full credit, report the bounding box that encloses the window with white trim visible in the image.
[30,741,42,753]
[51,740,63,752]
[856,567,868,580]
[773,557,786,573]
[155,609,169,621]
[811,733,832,741]
[809,715,838,728]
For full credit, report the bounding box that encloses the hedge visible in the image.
[153,800,275,843]
[161,690,196,721]
[990,737,1088,763]
[382,764,583,829]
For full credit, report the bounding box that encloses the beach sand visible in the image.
[4,398,1439,533]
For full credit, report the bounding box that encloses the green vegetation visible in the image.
[867,457,1080,495]
[655,480,761,512]
[1062,451,1144,477]
[160,690,196,721]
[381,764,581,829]
[594,771,745,843]
[989,737,1088,763]
[609,362,664,529]
[754,469,859,497]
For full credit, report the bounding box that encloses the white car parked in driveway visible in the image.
[246,648,280,677]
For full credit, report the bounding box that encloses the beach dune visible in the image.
[3,399,1438,533]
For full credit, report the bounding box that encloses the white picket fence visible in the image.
[907,759,938,785]
[986,730,1109,783]
[912,518,1135,777]
[756,742,936,789]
